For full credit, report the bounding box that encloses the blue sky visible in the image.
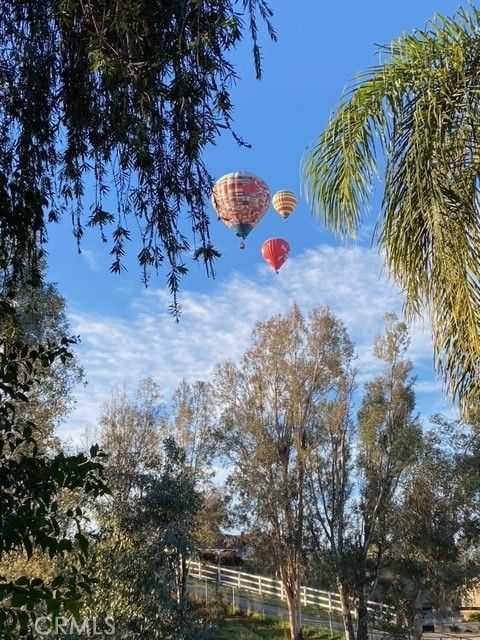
[45,1,463,443]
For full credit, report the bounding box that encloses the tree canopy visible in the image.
[0,0,275,309]
[215,304,356,640]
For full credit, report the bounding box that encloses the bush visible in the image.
[194,593,229,624]
[465,611,480,622]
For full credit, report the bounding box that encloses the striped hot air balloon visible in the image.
[262,238,290,273]
[272,190,297,220]
[211,172,270,248]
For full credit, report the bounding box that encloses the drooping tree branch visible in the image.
[0,0,275,311]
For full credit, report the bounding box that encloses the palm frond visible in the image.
[302,6,480,413]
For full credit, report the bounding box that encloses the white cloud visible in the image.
[59,244,442,444]
[78,247,100,271]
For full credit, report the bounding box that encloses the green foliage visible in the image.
[91,377,230,637]
[466,611,480,622]
[305,313,421,640]
[96,378,165,516]
[168,378,217,480]
[2,273,84,454]
[216,304,355,539]
[0,0,275,309]
[358,313,421,481]
[384,415,480,632]
[302,5,480,412]
[216,304,356,640]
[0,335,109,637]
[85,439,207,639]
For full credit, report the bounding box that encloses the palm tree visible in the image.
[302,6,480,415]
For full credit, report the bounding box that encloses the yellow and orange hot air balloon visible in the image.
[272,190,297,221]
[211,172,270,248]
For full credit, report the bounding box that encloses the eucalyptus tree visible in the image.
[167,378,217,481]
[165,379,232,576]
[387,415,480,640]
[215,304,356,640]
[306,314,422,640]
[303,6,480,414]
[0,0,275,309]
[354,315,422,640]
[304,364,356,639]
[96,377,164,517]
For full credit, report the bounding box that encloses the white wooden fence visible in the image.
[187,560,394,621]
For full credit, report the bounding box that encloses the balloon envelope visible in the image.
[272,190,297,220]
[262,238,290,273]
[211,172,270,246]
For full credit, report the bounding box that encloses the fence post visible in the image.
[238,569,241,589]
[215,565,220,595]
[258,575,262,596]
[303,585,307,607]
[328,592,334,638]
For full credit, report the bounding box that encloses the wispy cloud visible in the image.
[60,244,451,444]
[78,248,100,271]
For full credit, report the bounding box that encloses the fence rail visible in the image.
[187,560,394,621]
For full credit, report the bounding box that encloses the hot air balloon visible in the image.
[262,238,290,273]
[272,190,297,220]
[211,172,270,248]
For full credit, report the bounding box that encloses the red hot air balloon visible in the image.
[211,172,270,249]
[272,190,297,220]
[262,238,290,273]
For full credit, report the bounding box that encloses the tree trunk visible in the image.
[413,588,423,640]
[356,587,369,640]
[175,553,188,604]
[338,580,356,640]
[280,565,303,640]
[285,583,303,640]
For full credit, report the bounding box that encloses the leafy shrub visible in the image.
[465,611,480,622]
